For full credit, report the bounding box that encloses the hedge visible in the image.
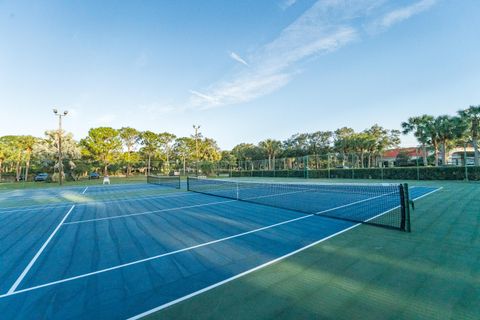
[230,166,480,181]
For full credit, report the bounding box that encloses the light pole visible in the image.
[53,108,68,185]
[193,125,201,176]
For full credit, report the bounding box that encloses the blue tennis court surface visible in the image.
[0,183,439,319]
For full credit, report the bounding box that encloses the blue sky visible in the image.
[1,0,479,149]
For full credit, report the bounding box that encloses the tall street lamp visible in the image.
[53,108,68,185]
[193,125,201,176]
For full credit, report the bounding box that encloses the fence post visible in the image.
[351,154,355,179]
[464,143,468,181]
[304,155,309,179]
[416,147,420,181]
[327,153,331,179]
[380,155,384,180]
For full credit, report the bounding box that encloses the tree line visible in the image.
[0,127,221,181]
[231,105,480,169]
[401,105,480,166]
[0,105,478,181]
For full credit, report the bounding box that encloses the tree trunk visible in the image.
[16,164,21,181]
[422,143,428,166]
[126,151,130,178]
[473,138,479,166]
[183,156,186,175]
[15,151,21,181]
[104,164,108,176]
[166,153,170,173]
[25,158,30,182]
[148,155,151,175]
[442,141,447,165]
[433,142,439,166]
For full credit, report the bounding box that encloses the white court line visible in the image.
[0,191,195,214]
[127,187,441,319]
[411,186,443,201]
[63,199,237,225]
[0,191,392,299]
[65,189,318,225]
[127,223,360,320]
[81,187,88,194]
[0,187,440,300]
[7,205,76,294]
[0,210,314,298]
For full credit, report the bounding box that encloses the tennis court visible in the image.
[0,178,439,319]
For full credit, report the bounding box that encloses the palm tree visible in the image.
[258,139,282,170]
[20,136,37,182]
[458,105,480,166]
[434,115,468,165]
[401,115,434,166]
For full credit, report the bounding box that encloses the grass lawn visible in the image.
[148,180,479,319]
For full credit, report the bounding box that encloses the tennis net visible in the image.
[187,177,411,231]
[147,175,181,189]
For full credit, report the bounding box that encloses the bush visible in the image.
[231,166,480,181]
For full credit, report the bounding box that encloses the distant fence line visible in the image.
[213,151,479,181]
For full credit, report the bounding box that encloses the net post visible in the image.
[399,184,406,231]
[399,183,411,232]
[187,176,190,191]
[404,183,411,232]
[236,182,239,200]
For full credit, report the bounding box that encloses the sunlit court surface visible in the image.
[0,178,439,319]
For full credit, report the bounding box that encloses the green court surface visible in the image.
[148,180,479,320]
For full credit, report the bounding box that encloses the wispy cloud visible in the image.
[189,0,437,110]
[230,51,249,66]
[370,0,436,32]
[189,90,219,104]
[280,0,297,10]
